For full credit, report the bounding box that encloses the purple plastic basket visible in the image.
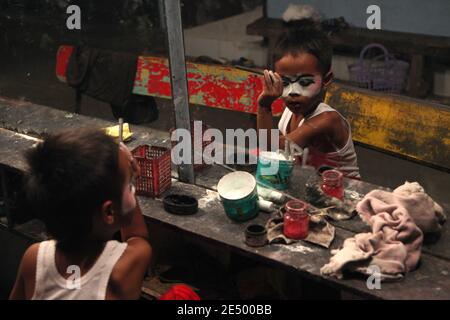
[348,43,409,93]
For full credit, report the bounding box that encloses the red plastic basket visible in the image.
[170,122,213,171]
[131,145,172,197]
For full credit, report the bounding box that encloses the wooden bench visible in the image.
[1,98,450,299]
[55,45,285,116]
[246,17,450,98]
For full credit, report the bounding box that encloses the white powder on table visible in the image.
[273,243,315,254]
[198,189,219,209]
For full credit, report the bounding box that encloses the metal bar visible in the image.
[163,0,195,183]
[118,117,123,144]
[158,0,166,31]
[233,65,264,75]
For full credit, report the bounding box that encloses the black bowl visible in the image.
[163,194,198,215]
[245,224,267,247]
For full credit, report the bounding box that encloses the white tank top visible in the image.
[32,240,127,300]
[278,102,360,178]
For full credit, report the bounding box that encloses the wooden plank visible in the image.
[134,56,287,114]
[0,97,172,150]
[55,45,286,115]
[0,129,37,172]
[3,122,448,263]
[331,28,450,57]
[192,164,450,262]
[1,130,450,299]
[247,17,450,56]
[246,17,284,38]
[9,219,48,242]
[6,172,450,299]
[139,180,450,300]
[325,84,450,171]
[408,54,425,97]
[1,98,449,260]
[1,97,449,208]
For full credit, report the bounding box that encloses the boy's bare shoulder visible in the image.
[120,237,152,265]
[21,243,40,277]
[13,243,40,299]
[319,110,342,122]
[305,111,341,131]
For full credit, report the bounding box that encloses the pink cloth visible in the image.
[321,182,446,280]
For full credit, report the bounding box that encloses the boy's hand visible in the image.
[119,142,141,177]
[258,70,283,109]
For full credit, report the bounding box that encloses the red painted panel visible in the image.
[56,46,285,115]
[55,45,74,83]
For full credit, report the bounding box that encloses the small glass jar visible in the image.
[321,169,344,200]
[283,200,309,239]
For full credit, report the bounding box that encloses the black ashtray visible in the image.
[163,194,198,215]
[245,224,267,247]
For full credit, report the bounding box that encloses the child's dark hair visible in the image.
[24,129,122,248]
[273,18,333,74]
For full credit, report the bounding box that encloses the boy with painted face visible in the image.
[257,19,360,178]
[10,129,152,300]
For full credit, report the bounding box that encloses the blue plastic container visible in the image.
[256,151,294,190]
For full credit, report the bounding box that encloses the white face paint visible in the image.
[281,74,323,98]
[121,180,136,215]
[118,142,137,216]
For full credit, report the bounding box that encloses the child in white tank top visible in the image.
[9,129,152,300]
[257,18,360,178]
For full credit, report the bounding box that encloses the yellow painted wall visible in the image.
[326,84,450,170]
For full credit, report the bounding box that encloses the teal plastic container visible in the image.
[217,171,259,222]
[256,152,294,190]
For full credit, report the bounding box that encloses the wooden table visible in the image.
[1,97,450,299]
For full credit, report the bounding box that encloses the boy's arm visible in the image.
[108,238,152,300]
[9,270,25,300]
[257,104,275,149]
[280,112,336,148]
[109,144,151,299]
[118,142,149,241]
[110,199,152,300]
[120,198,148,241]
[257,70,283,149]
